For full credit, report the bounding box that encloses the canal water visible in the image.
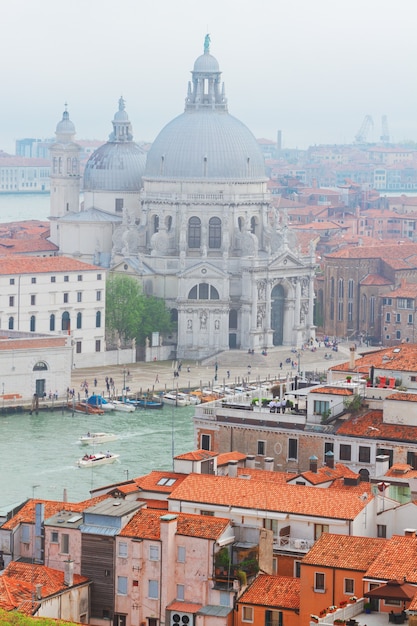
[0,404,195,515]
[0,193,51,222]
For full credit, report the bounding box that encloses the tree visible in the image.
[106,274,172,346]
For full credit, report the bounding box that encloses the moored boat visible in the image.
[111,400,136,413]
[133,396,164,409]
[69,402,104,415]
[79,432,118,445]
[162,391,191,407]
[86,395,115,411]
[77,452,120,468]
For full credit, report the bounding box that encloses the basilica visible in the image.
[49,37,316,359]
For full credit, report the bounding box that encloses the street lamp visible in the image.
[297,352,301,377]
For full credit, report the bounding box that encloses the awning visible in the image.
[365,579,417,601]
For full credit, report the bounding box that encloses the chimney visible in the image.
[375,454,390,477]
[64,558,74,587]
[246,455,255,469]
[404,529,417,537]
[35,584,42,600]
[325,450,334,469]
[264,457,274,472]
[228,460,238,478]
[309,455,318,473]
[349,345,356,370]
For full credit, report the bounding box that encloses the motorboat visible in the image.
[77,452,120,468]
[132,396,164,409]
[111,400,136,413]
[69,402,104,415]
[79,432,118,445]
[162,391,191,407]
[86,395,115,411]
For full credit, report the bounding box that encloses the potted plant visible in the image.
[328,605,337,613]
[334,619,346,625]
[311,616,319,624]
[364,602,372,614]
[215,547,230,576]
[339,600,347,608]
[349,596,357,603]
[346,375,352,382]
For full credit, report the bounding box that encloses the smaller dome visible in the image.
[83,142,146,192]
[56,109,75,135]
[113,96,129,122]
[193,52,219,73]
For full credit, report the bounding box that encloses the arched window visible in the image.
[30,315,36,332]
[338,279,344,298]
[66,157,71,174]
[166,215,172,232]
[238,217,244,232]
[33,361,48,371]
[251,216,257,235]
[50,314,55,331]
[95,311,101,328]
[188,217,201,248]
[8,316,14,330]
[209,217,221,248]
[188,284,219,300]
[61,311,70,332]
[77,312,82,329]
[153,215,159,234]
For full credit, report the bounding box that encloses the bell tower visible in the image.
[49,105,81,246]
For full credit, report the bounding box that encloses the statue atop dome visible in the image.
[204,33,211,53]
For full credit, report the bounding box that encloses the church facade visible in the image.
[50,38,316,360]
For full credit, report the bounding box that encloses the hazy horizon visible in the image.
[1,0,416,153]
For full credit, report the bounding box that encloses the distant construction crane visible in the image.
[355,115,374,143]
[380,115,390,143]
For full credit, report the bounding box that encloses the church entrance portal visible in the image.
[271,284,285,345]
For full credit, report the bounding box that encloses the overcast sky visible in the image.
[1,0,416,153]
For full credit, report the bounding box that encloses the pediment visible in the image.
[268,251,306,271]
[179,261,227,280]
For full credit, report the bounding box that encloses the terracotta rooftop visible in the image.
[289,463,359,486]
[174,449,218,462]
[302,533,386,570]
[237,467,292,483]
[386,284,417,298]
[360,274,393,286]
[238,573,300,610]
[0,562,89,615]
[365,535,417,583]
[133,470,188,494]
[1,496,107,530]
[0,255,100,274]
[216,450,247,466]
[119,508,230,540]
[331,344,417,374]
[168,474,371,520]
[385,463,417,478]
[325,243,417,269]
[336,410,417,443]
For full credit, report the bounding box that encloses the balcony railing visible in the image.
[274,536,314,552]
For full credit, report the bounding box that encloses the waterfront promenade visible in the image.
[70,343,352,401]
[0,343,355,413]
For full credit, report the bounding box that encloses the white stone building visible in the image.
[0,256,106,369]
[50,38,316,360]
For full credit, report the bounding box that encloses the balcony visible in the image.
[274,536,314,553]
